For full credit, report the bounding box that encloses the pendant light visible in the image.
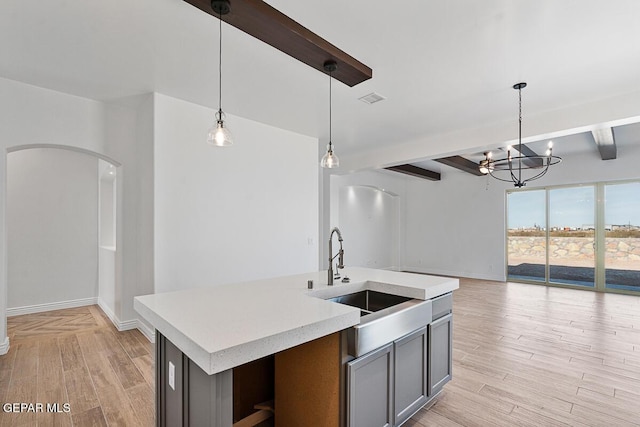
[207,0,233,147]
[321,60,339,168]
[479,82,561,187]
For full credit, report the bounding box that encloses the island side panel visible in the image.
[188,361,233,426]
[156,331,233,427]
[274,332,341,427]
[157,332,185,426]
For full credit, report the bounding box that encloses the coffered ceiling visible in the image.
[410,121,640,177]
[2,0,640,171]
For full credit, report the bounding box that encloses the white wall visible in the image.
[330,171,408,271]
[403,172,508,281]
[402,144,640,281]
[102,94,154,333]
[153,94,319,293]
[0,77,107,351]
[7,148,99,308]
[338,186,399,270]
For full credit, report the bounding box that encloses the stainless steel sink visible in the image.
[326,290,432,357]
[327,290,412,316]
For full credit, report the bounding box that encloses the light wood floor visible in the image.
[409,279,640,427]
[1,279,640,426]
[0,305,154,426]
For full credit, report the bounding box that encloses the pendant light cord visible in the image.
[329,69,332,150]
[218,11,223,118]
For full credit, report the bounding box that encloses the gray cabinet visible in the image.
[347,326,430,427]
[346,342,394,427]
[343,292,454,427]
[428,313,453,396]
[393,326,428,426]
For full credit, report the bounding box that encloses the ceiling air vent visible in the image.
[358,92,386,105]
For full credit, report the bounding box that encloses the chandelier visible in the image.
[479,82,561,187]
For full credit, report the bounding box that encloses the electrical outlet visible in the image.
[168,361,175,390]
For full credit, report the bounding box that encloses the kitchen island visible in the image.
[135,267,459,427]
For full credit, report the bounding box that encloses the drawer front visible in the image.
[431,293,452,321]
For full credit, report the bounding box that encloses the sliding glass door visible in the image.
[548,186,595,287]
[604,182,640,292]
[507,181,639,293]
[507,190,546,282]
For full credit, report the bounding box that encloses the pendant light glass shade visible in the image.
[207,110,233,146]
[320,144,339,168]
[321,60,339,168]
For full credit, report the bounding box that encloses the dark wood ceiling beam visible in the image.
[434,156,484,176]
[183,0,372,86]
[385,164,441,181]
[591,128,617,160]
[511,144,543,168]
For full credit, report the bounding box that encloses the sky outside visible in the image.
[508,182,640,229]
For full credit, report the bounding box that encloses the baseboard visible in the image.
[7,297,98,317]
[0,337,9,355]
[97,298,155,343]
[137,320,156,343]
[401,266,506,282]
[97,297,118,327]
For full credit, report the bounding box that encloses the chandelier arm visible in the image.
[523,164,551,183]
[507,158,521,184]
[490,155,562,170]
[532,159,551,178]
[487,168,520,183]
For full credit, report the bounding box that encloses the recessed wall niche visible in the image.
[99,159,117,250]
[338,185,399,270]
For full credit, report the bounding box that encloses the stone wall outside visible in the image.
[508,236,640,267]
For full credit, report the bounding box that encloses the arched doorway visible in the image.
[6,144,121,316]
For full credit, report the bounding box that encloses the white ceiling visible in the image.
[2,0,640,166]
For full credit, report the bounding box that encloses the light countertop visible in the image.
[134,267,459,375]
